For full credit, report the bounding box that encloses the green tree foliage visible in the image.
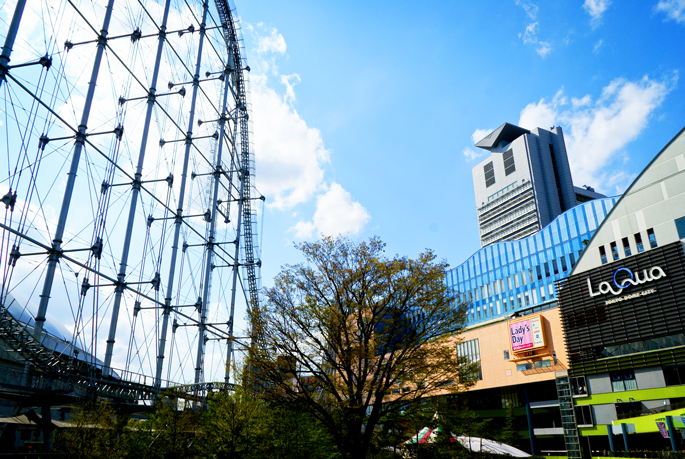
[496,404,520,448]
[201,387,338,459]
[247,236,478,459]
[201,387,261,459]
[125,395,201,459]
[53,401,127,459]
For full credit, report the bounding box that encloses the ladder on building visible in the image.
[555,370,583,458]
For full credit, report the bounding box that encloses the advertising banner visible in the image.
[509,315,545,352]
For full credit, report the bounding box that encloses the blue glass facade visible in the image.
[447,198,617,325]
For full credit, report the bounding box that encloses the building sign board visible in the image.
[557,242,685,366]
[508,315,545,353]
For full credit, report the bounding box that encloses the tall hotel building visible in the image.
[446,123,611,455]
[473,123,604,247]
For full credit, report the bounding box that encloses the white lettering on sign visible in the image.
[587,266,666,297]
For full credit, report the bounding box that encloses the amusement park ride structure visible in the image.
[0,0,261,405]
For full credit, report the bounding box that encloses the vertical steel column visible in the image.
[666,416,679,451]
[194,58,232,386]
[224,157,244,383]
[621,422,629,452]
[102,0,172,376]
[33,0,116,342]
[606,425,616,452]
[0,0,27,89]
[154,0,209,389]
[523,386,537,456]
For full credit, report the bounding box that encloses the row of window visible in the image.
[487,180,518,203]
[457,338,483,380]
[459,250,576,305]
[459,251,584,323]
[468,284,558,322]
[595,333,685,359]
[599,228,657,264]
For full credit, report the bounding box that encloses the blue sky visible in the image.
[238,0,685,287]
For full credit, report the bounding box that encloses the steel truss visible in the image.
[0,0,261,403]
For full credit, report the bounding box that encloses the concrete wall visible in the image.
[573,128,685,275]
[452,307,568,392]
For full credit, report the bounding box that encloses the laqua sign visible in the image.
[509,315,545,352]
[587,266,667,297]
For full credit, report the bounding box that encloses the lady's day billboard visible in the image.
[509,315,545,352]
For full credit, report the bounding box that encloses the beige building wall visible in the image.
[455,307,568,392]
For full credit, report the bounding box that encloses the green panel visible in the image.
[613,407,685,433]
[574,385,685,406]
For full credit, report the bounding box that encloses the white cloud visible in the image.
[280,73,301,104]
[515,0,539,19]
[583,0,611,27]
[518,89,565,129]
[521,22,553,57]
[247,25,371,236]
[654,0,685,23]
[463,147,485,162]
[571,94,592,108]
[518,74,676,193]
[472,128,494,144]
[291,183,370,239]
[593,39,603,53]
[256,28,287,54]
[251,74,329,209]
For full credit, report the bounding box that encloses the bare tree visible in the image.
[247,236,478,459]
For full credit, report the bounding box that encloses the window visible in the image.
[523,292,530,306]
[647,228,658,248]
[507,276,512,290]
[516,293,522,308]
[503,350,510,360]
[484,162,495,187]
[539,286,546,302]
[457,338,482,380]
[575,405,594,426]
[599,246,608,264]
[622,237,632,257]
[528,268,534,284]
[635,232,645,252]
[548,283,555,298]
[610,241,619,261]
[544,262,550,278]
[571,376,588,396]
[503,149,516,175]
[517,362,532,371]
[510,295,515,310]
[676,216,685,239]
[489,303,494,316]
[536,265,542,281]
[496,300,501,315]
[534,359,551,369]
[552,259,559,275]
[514,273,520,288]
[663,364,685,386]
[611,370,637,392]
[560,256,568,272]
[569,252,576,267]
[502,297,508,312]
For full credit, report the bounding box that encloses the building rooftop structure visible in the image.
[472,123,605,247]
